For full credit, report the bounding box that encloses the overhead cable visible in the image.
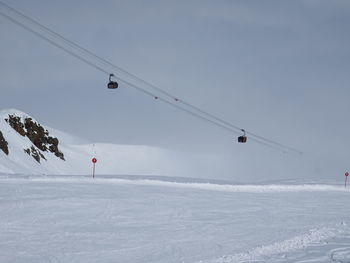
[0,2,302,154]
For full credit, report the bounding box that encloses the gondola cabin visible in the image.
[238,129,247,143]
[107,74,118,89]
[108,81,118,89]
[238,135,247,143]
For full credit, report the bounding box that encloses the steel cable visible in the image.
[0,3,302,154]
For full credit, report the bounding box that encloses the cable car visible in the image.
[107,74,118,89]
[238,129,247,143]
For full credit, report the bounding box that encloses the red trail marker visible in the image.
[345,172,349,188]
[92,158,97,178]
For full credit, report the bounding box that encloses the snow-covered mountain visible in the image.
[0,109,174,175]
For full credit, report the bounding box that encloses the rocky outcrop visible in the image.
[24,146,46,163]
[6,115,26,136]
[5,114,65,161]
[0,131,9,155]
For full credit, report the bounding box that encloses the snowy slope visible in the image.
[0,109,174,176]
[0,175,349,263]
[0,108,48,174]
[1,109,350,263]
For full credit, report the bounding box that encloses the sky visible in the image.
[1,0,350,182]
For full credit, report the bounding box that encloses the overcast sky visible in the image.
[1,0,350,182]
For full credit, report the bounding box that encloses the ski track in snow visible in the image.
[1,175,349,193]
[205,223,349,263]
[0,175,350,263]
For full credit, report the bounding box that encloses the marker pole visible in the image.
[92,158,97,179]
[345,172,349,188]
[345,175,348,188]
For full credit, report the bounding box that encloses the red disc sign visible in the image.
[92,158,97,163]
[345,172,349,177]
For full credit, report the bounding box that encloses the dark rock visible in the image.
[7,114,65,161]
[24,146,46,163]
[39,150,46,161]
[6,115,26,136]
[0,131,9,155]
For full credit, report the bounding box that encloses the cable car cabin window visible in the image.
[108,81,118,89]
[238,136,247,143]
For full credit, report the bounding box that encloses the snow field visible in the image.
[0,176,349,263]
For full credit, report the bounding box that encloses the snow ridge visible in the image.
[2,175,349,193]
[127,180,349,193]
[208,223,346,263]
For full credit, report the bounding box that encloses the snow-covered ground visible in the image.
[1,174,349,263]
